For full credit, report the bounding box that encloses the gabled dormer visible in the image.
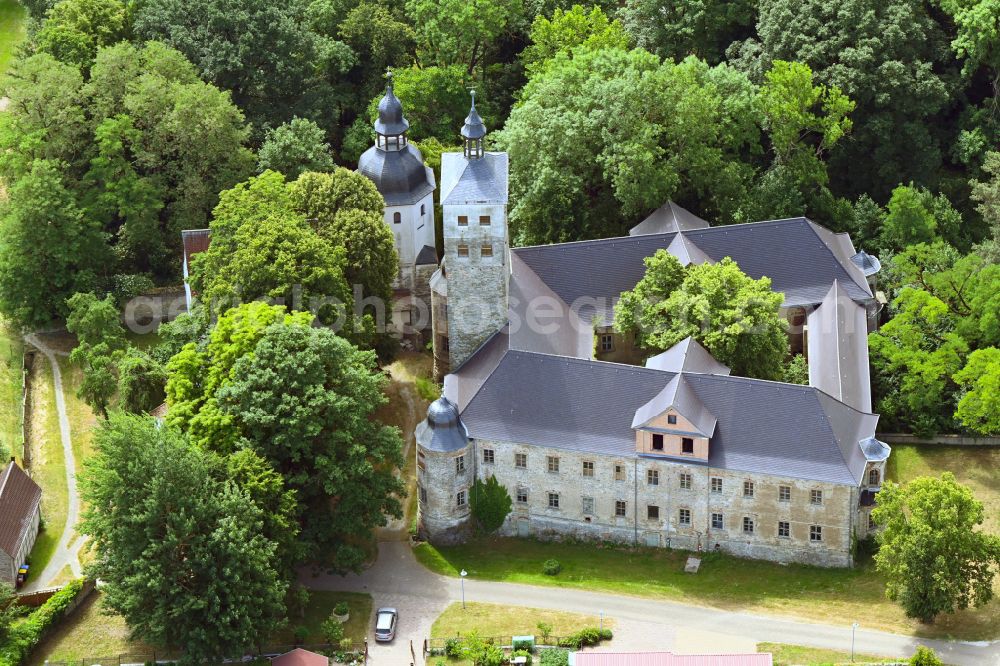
[631,374,716,460]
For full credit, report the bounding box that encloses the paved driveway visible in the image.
[302,541,1000,666]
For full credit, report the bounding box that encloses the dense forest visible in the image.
[2,0,999,435]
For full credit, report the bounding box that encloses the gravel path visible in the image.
[22,334,83,591]
[303,541,1000,666]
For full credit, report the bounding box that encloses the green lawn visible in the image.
[30,589,373,663]
[413,536,999,641]
[0,323,24,462]
[758,642,900,666]
[24,354,67,578]
[431,601,610,639]
[0,0,25,76]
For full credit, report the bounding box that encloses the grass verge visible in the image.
[758,642,899,665]
[431,601,610,639]
[413,537,999,641]
[24,354,66,578]
[0,323,23,462]
[274,590,372,644]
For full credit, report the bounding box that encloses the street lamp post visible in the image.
[599,611,604,631]
[460,569,468,609]
[851,622,859,662]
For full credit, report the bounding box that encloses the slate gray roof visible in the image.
[511,218,873,321]
[415,244,438,266]
[645,337,730,376]
[632,374,717,437]
[0,461,42,558]
[358,143,436,206]
[851,250,882,277]
[860,437,891,462]
[374,84,409,136]
[440,152,509,205]
[415,397,468,453]
[629,201,710,236]
[461,96,487,140]
[460,351,877,485]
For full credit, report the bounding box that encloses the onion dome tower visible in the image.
[415,396,472,544]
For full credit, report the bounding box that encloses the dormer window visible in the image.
[652,434,664,451]
[681,437,694,454]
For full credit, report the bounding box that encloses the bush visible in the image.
[292,625,309,644]
[338,638,353,651]
[333,601,350,616]
[542,559,562,576]
[512,637,534,652]
[0,578,86,666]
[539,649,570,666]
[415,376,441,401]
[536,621,553,641]
[512,649,533,665]
[599,628,613,640]
[910,646,943,666]
[321,615,344,643]
[556,627,611,649]
[445,637,462,658]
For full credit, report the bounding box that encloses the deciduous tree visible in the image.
[620,0,755,65]
[470,475,513,534]
[35,0,131,70]
[258,118,335,180]
[66,292,128,416]
[953,347,1000,435]
[873,473,1000,623]
[522,5,628,74]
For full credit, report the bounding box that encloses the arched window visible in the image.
[868,468,880,486]
[393,212,401,224]
[420,204,426,216]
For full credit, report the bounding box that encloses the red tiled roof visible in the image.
[270,648,328,666]
[0,461,42,557]
[573,653,772,666]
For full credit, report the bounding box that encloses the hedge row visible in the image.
[556,627,613,649]
[0,579,87,666]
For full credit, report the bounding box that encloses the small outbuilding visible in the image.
[270,648,329,666]
[0,459,42,584]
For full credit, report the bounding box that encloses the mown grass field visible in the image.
[758,642,899,665]
[431,601,610,639]
[0,0,25,76]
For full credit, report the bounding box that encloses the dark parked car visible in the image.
[374,607,397,642]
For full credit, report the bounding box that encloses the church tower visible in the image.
[358,74,438,337]
[432,93,509,376]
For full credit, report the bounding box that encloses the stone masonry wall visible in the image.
[472,438,855,567]
[417,443,472,545]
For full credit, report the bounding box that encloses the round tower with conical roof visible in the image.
[415,396,473,543]
[358,73,438,337]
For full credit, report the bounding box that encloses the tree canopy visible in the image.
[873,473,1000,622]
[614,252,788,380]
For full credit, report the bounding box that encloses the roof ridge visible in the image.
[513,232,676,252]
[802,220,872,296]
[0,462,11,499]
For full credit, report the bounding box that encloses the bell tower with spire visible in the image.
[358,71,438,338]
[431,92,510,377]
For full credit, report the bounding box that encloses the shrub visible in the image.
[542,559,562,576]
[415,376,441,401]
[321,615,344,643]
[0,578,86,666]
[333,601,350,616]
[512,637,534,651]
[512,649,533,665]
[445,637,462,658]
[537,621,553,641]
[292,625,309,644]
[470,475,513,534]
[539,649,570,666]
[338,638,353,651]
[598,628,613,640]
[910,646,943,666]
[556,627,611,649]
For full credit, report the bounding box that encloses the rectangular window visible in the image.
[614,464,625,481]
[417,450,426,471]
[457,215,468,226]
[457,244,469,258]
[779,485,791,502]
[810,525,823,542]
[711,477,723,494]
[457,490,466,507]
[743,516,754,534]
[600,334,614,352]
[455,455,465,474]
[582,496,594,515]
[648,505,660,520]
[516,488,528,504]
[778,521,790,538]
[682,437,695,454]
[711,512,724,530]
[582,461,594,477]
[811,489,823,505]
[744,481,755,498]
[547,456,559,473]
[479,215,491,226]
[651,433,664,451]
[548,492,560,509]
[481,244,493,258]
[679,508,691,525]
[615,500,627,517]
[515,452,527,469]
[679,473,692,490]
[419,485,428,504]
[482,449,494,465]
[667,414,677,425]
[647,469,659,486]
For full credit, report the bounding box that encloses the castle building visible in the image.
[358,76,439,339]
[417,97,890,567]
